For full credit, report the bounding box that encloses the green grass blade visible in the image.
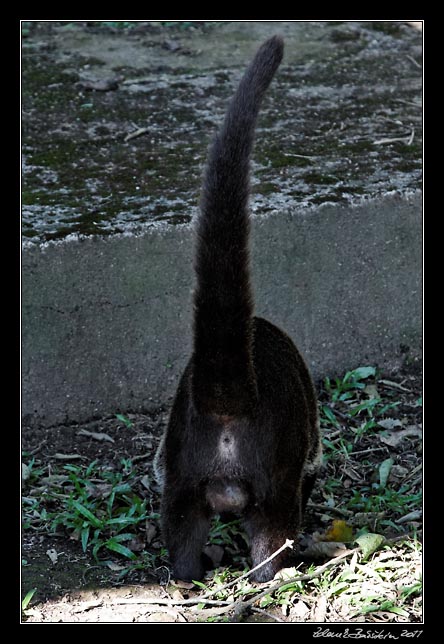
[108,532,135,543]
[81,526,91,552]
[22,588,37,611]
[321,405,339,427]
[105,539,137,559]
[72,500,102,528]
[350,366,376,381]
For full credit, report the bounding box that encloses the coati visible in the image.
[153,35,322,583]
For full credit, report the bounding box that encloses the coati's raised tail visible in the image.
[155,36,322,584]
[193,36,284,416]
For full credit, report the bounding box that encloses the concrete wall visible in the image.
[22,191,422,426]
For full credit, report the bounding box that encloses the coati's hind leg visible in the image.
[243,501,302,582]
[162,485,211,581]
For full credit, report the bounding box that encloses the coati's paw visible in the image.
[248,562,278,583]
[172,555,208,583]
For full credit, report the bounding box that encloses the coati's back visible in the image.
[156,36,321,583]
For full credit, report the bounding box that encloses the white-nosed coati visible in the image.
[153,35,322,583]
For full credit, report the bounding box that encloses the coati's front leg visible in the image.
[162,485,211,581]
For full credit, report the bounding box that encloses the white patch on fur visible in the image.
[218,429,237,461]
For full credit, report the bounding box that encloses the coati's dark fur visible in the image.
[154,36,322,583]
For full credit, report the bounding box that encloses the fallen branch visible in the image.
[113,597,231,608]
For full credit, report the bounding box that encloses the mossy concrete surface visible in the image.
[21,21,422,426]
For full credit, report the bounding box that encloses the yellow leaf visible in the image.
[323,519,354,543]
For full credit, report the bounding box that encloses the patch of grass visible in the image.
[22,457,159,563]
[317,364,422,537]
[115,413,133,429]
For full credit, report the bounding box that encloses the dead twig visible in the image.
[131,452,152,463]
[379,379,414,393]
[395,98,422,108]
[28,439,48,455]
[400,463,422,485]
[113,597,231,608]
[348,446,388,457]
[406,54,421,69]
[307,502,352,517]
[124,128,150,142]
[374,129,415,146]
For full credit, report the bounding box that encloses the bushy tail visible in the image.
[192,36,284,416]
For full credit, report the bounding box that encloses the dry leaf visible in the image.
[303,541,349,559]
[275,566,300,580]
[128,535,146,552]
[46,549,58,565]
[53,453,85,460]
[354,533,385,559]
[22,463,31,484]
[377,418,403,431]
[105,561,126,571]
[41,475,69,486]
[145,521,157,545]
[342,466,362,482]
[86,482,113,499]
[363,383,379,399]
[379,426,422,447]
[78,429,115,443]
[379,457,394,488]
[389,464,409,479]
[140,475,151,491]
[397,510,422,524]
[323,519,354,542]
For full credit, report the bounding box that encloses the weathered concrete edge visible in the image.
[22,191,422,427]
